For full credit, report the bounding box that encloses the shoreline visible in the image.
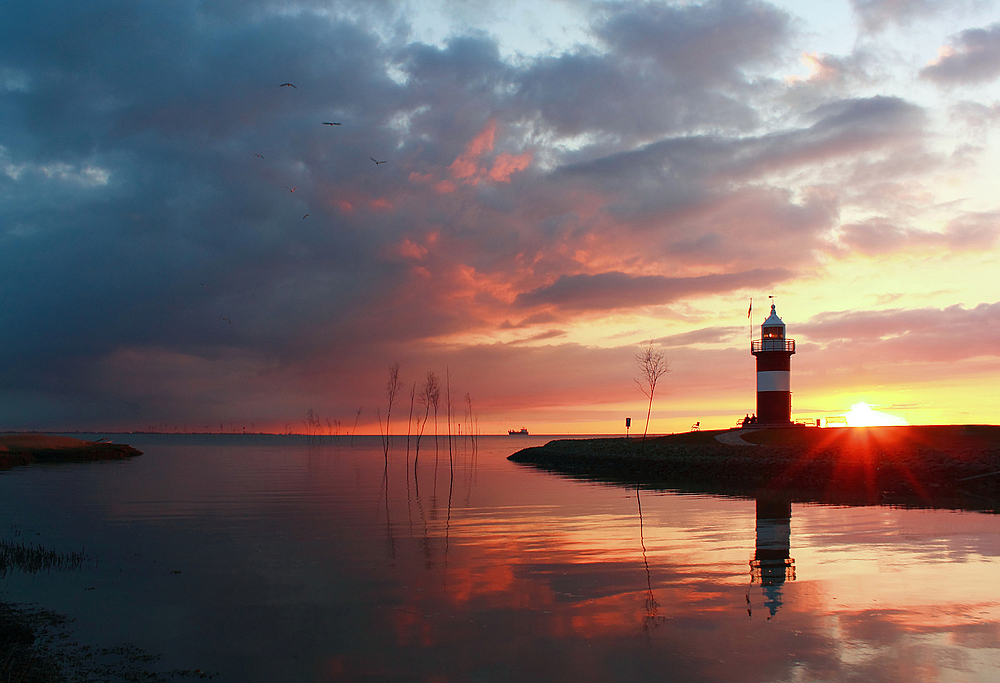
[0,434,142,470]
[508,425,1000,512]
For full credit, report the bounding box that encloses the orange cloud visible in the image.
[437,119,531,188]
[398,239,427,260]
[434,179,457,194]
[488,151,533,183]
[408,120,532,194]
[448,120,497,181]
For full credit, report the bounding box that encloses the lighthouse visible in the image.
[749,496,795,618]
[750,303,795,425]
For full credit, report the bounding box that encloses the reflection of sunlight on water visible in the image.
[845,402,908,427]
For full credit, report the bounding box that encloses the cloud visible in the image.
[798,302,1000,363]
[509,0,792,144]
[920,23,1000,85]
[850,0,955,32]
[836,213,998,255]
[0,0,990,430]
[594,0,791,85]
[781,49,884,109]
[950,100,1000,136]
[655,327,742,347]
[508,329,567,344]
[514,268,792,312]
[559,96,924,185]
[448,119,498,181]
[427,118,534,188]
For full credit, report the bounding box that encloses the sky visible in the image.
[2,0,999,435]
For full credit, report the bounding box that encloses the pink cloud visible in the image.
[408,171,434,185]
[488,151,534,183]
[438,119,532,188]
[398,239,428,260]
[448,120,497,182]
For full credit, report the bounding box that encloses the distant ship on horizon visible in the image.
[508,428,529,435]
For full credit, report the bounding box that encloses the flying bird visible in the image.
[222,317,232,325]
[323,122,341,126]
[370,157,387,165]
[286,186,297,193]
[279,83,297,89]
[303,214,310,219]
[254,154,263,159]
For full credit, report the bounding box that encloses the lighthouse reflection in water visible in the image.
[750,496,795,618]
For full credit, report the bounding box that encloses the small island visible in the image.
[509,425,1000,511]
[0,434,142,470]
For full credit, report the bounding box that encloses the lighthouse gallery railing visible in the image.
[751,339,795,354]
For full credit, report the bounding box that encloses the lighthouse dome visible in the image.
[761,303,785,338]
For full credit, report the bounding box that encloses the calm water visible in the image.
[1,434,998,682]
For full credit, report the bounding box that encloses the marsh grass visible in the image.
[0,540,88,578]
[0,537,214,681]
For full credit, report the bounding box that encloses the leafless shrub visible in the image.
[635,340,671,443]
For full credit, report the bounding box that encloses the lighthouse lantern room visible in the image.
[750,303,796,425]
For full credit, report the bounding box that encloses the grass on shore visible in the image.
[0,434,142,470]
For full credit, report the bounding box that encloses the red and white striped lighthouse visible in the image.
[750,303,795,425]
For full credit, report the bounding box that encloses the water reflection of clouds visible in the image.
[400,489,1000,681]
[374,447,1000,681]
[4,437,1000,682]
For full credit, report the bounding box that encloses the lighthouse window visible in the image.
[763,328,782,339]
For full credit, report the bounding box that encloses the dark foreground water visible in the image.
[1,434,998,682]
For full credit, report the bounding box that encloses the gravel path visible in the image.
[715,429,758,446]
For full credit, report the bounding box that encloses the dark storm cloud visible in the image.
[514,268,791,311]
[0,2,411,384]
[0,0,958,429]
[920,23,1000,85]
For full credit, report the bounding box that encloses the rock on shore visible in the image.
[508,425,1000,511]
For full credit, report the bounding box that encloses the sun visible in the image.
[844,402,908,427]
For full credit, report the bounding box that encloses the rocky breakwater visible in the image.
[0,434,142,470]
[508,425,1000,511]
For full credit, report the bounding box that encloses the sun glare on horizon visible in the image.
[844,402,908,427]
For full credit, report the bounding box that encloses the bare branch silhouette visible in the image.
[382,362,401,461]
[635,340,671,447]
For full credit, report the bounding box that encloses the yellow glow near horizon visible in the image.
[845,402,908,427]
